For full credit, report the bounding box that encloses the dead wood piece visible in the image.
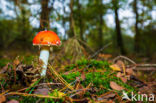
[113,55,136,65]
[133,67,156,71]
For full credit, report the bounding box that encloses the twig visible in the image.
[6,92,61,99]
[78,39,94,53]
[48,65,74,90]
[17,83,62,92]
[0,90,9,95]
[88,42,112,59]
[95,91,113,98]
[69,88,89,98]
[37,83,62,86]
[69,83,91,98]
[17,87,29,92]
[68,88,92,94]
[136,64,156,67]
[113,55,136,65]
[133,63,156,70]
[59,79,78,92]
[72,98,88,102]
[133,67,156,71]
[112,56,156,70]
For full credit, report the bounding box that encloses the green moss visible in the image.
[62,72,80,83]
[2,58,142,102]
[62,59,137,96]
[0,58,11,68]
[22,55,37,65]
[65,59,110,72]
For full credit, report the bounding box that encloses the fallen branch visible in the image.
[133,67,156,71]
[137,64,156,67]
[78,39,94,53]
[6,92,61,99]
[69,83,92,98]
[16,82,62,92]
[0,90,9,95]
[133,64,156,70]
[113,56,156,71]
[113,55,136,65]
[37,82,62,86]
[88,42,112,59]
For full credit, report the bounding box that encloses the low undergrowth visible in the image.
[62,59,136,95]
[0,57,152,103]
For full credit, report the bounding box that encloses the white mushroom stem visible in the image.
[39,46,50,76]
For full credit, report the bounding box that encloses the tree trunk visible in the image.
[98,0,103,49]
[13,1,30,47]
[77,0,84,41]
[62,2,67,39]
[21,6,27,42]
[133,0,140,53]
[69,0,76,38]
[113,0,126,54]
[40,0,51,30]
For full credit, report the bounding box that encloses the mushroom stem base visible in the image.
[39,46,50,76]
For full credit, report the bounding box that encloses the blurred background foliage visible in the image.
[0,0,155,62]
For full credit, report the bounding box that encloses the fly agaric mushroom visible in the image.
[33,30,61,76]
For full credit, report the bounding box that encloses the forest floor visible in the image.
[0,49,156,103]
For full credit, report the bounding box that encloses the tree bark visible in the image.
[98,0,103,49]
[12,0,31,47]
[69,0,76,38]
[133,0,140,53]
[21,6,27,42]
[40,0,51,30]
[77,0,84,41]
[62,1,67,39]
[113,0,126,54]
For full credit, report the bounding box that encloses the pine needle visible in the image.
[48,65,74,91]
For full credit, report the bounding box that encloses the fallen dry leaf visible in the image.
[120,77,127,83]
[126,69,134,75]
[0,95,6,103]
[110,64,121,71]
[72,98,89,102]
[34,88,49,95]
[116,72,122,78]
[116,60,124,67]
[95,99,108,103]
[0,63,9,74]
[98,54,112,60]
[13,58,20,66]
[126,75,131,80]
[138,86,154,94]
[81,71,86,81]
[107,100,114,103]
[34,84,50,95]
[97,93,116,100]
[110,81,124,90]
[116,60,126,75]
[7,100,19,103]
[116,72,127,83]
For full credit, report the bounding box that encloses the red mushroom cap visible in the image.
[33,30,61,46]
